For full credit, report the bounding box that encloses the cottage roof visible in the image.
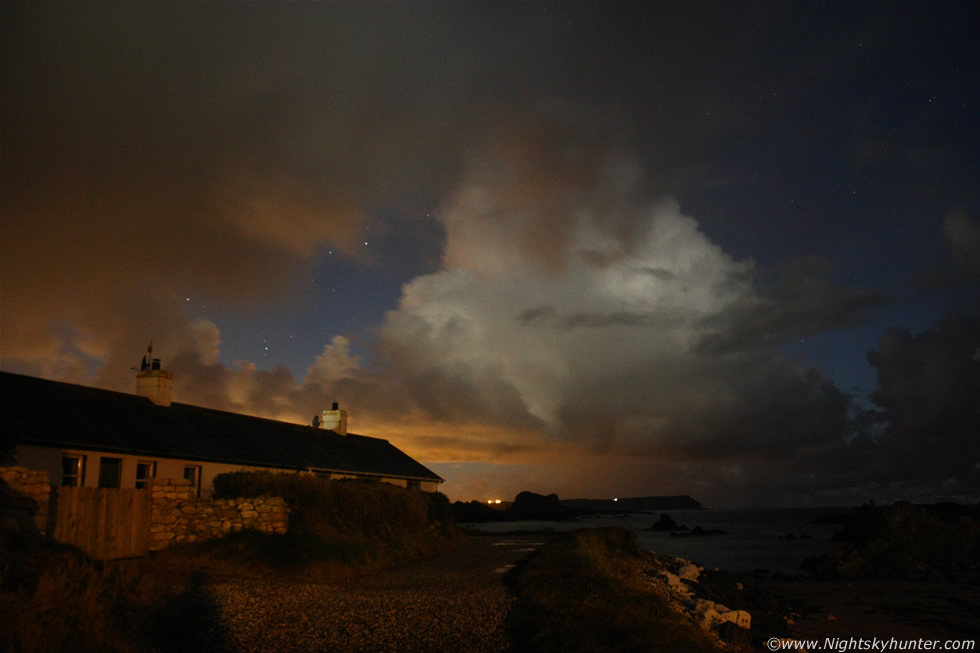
[1,372,442,483]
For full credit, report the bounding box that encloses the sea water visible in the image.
[463,506,846,576]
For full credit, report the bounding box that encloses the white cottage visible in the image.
[2,351,443,497]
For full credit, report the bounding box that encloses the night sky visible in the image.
[3,1,978,507]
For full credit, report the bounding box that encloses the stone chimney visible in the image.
[320,402,348,435]
[135,343,173,407]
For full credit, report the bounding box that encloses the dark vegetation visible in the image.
[0,533,165,653]
[805,501,980,580]
[199,472,460,579]
[505,528,722,652]
[0,473,460,652]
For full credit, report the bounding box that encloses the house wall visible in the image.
[14,445,281,498]
[315,472,438,492]
[12,445,440,497]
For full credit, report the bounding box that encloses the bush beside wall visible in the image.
[213,471,457,546]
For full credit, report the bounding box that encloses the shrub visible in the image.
[205,472,459,578]
[213,471,455,539]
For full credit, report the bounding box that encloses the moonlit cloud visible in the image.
[377,125,875,469]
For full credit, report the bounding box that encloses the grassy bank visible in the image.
[0,534,166,653]
[506,528,723,653]
[1,475,460,652]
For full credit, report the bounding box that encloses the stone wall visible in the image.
[149,478,289,551]
[0,467,290,554]
[0,466,53,535]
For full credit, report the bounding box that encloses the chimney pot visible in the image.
[320,405,348,435]
[135,346,173,406]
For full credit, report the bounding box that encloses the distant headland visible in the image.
[453,491,702,523]
[563,496,703,512]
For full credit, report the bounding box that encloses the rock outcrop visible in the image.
[670,525,727,537]
[640,554,753,636]
[453,490,578,522]
[510,491,576,520]
[649,512,688,531]
[664,560,750,631]
[809,501,980,580]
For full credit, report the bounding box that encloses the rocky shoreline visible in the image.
[622,549,802,649]
[624,549,980,648]
[466,500,980,647]
[632,501,980,647]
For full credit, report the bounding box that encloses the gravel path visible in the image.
[168,535,547,653]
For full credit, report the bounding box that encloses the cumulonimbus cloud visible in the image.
[377,123,880,466]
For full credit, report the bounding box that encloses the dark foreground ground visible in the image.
[153,534,548,653]
[150,531,980,652]
[759,575,980,640]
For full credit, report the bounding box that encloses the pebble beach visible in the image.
[156,535,545,653]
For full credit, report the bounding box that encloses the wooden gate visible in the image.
[53,487,152,560]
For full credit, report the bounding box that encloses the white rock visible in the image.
[717,609,751,629]
[677,563,700,582]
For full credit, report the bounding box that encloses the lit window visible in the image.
[98,457,122,488]
[61,455,85,487]
[135,461,157,489]
[183,465,201,497]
